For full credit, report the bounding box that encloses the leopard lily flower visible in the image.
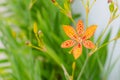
[61,20,97,59]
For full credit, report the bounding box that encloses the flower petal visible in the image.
[83,40,95,49]
[72,44,82,59]
[61,40,75,48]
[82,25,97,40]
[76,20,84,35]
[63,25,79,40]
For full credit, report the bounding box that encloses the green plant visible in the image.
[0,0,120,80]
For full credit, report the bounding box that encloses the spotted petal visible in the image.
[61,40,75,48]
[63,25,79,41]
[82,25,97,40]
[83,40,95,49]
[72,44,82,59]
[76,20,84,35]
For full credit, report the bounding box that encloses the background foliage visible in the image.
[0,0,119,80]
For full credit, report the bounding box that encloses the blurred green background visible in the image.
[0,0,120,80]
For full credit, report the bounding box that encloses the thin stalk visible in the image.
[106,52,120,75]
[71,61,76,80]
[77,55,89,80]
[28,5,33,71]
[96,53,104,71]
[50,70,55,80]
[35,34,40,45]
[96,12,116,45]
[54,1,64,11]
[29,0,37,9]
[80,0,90,27]
[90,0,96,10]
[86,12,89,27]
[107,41,116,70]
[85,0,89,27]
[103,41,116,79]
[102,53,120,80]
[89,37,116,56]
[114,14,120,19]
[97,39,115,51]
[96,20,110,45]
[96,12,120,45]
[31,45,45,52]
[61,64,71,80]
[70,17,76,26]
[81,0,86,9]
[71,70,74,80]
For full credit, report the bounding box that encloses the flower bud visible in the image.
[51,0,56,3]
[69,0,73,3]
[25,41,32,46]
[108,0,112,3]
[38,30,42,35]
[72,62,76,70]
[11,30,16,38]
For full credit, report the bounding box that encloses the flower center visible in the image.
[77,37,83,43]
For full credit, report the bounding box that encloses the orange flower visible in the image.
[61,20,97,59]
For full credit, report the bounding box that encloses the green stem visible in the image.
[54,2,64,11]
[90,0,96,10]
[70,17,76,26]
[61,64,71,80]
[86,12,89,27]
[77,55,89,80]
[96,53,104,72]
[105,53,120,76]
[97,39,114,50]
[96,20,110,45]
[81,0,86,9]
[31,45,45,52]
[35,33,41,47]
[96,13,115,45]
[103,41,116,79]
[107,41,116,69]
[29,0,37,9]
[71,61,76,80]
[89,37,116,56]
[96,13,120,45]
